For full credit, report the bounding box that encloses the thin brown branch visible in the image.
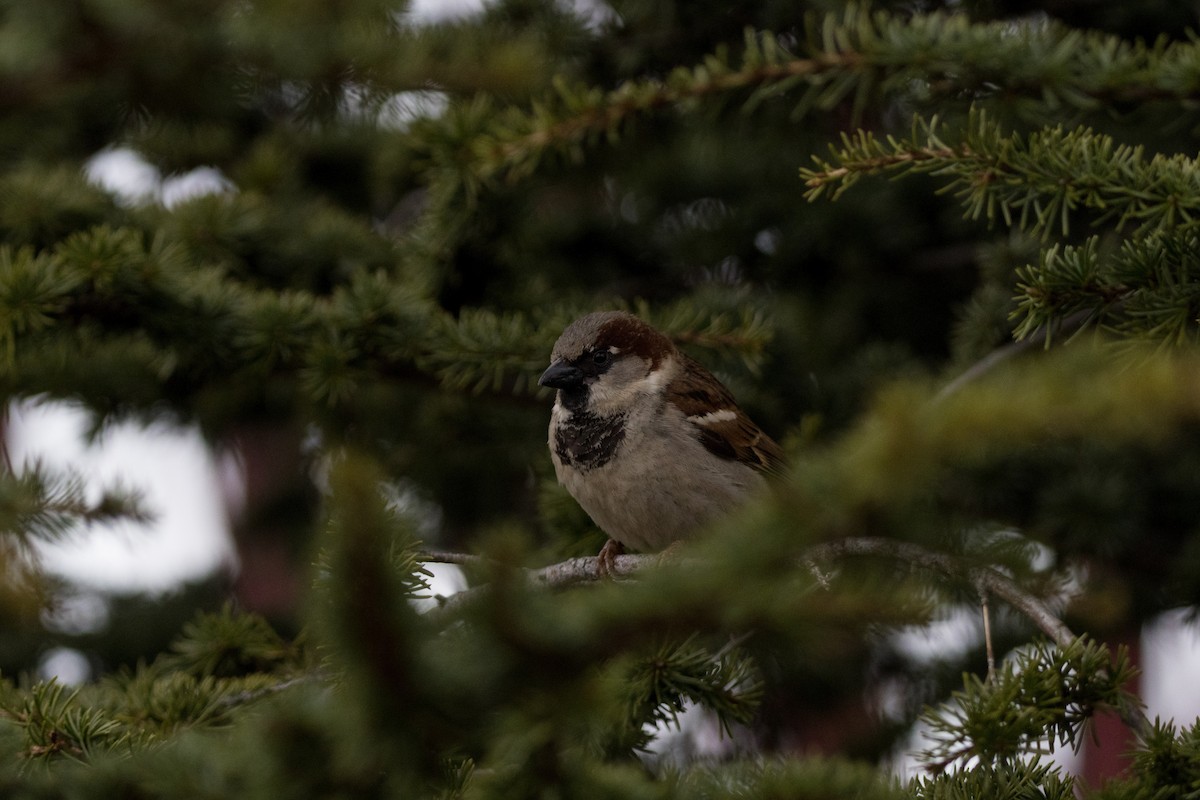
[803,537,1150,737]
[0,405,13,475]
[802,146,962,190]
[979,582,996,684]
[488,52,863,169]
[802,537,1077,649]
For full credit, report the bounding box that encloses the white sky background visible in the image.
[10,400,238,592]
[9,0,1200,771]
[410,0,487,20]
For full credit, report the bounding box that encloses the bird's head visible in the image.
[538,311,677,415]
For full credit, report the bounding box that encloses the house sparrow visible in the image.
[538,311,783,573]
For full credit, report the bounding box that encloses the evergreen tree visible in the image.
[2,0,1200,797]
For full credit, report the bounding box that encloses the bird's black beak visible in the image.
[538,359,583,390]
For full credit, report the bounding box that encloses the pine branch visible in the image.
[801,111,1200,348]
[0,460,151,546]
[917,638,1141,772]
[912,758,1076,799]
[475,40,863,181]
[802,110,1200,239]
[0,228,772,414]
[454,8,1200,185]
[1012,233,1200,344]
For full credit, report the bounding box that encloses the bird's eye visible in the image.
[591,350,610,366]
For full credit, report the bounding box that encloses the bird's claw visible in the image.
[596,539,625,579]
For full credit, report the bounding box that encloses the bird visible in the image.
[538,310,783,575]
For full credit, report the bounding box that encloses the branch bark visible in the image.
[417,551,647,621]
[419,538,1074,646]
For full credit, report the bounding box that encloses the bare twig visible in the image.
[713,630,756,661]
[978,581,996,683]
[217,676,315,710]
[802,538,1149,737]
[419,550,485,567]
[802,537,1077,649]
[0,404,14,475]
[935,306,1104,402]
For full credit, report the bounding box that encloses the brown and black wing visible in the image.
[667,354,785,475]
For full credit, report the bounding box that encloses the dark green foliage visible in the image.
[912,760,1077,800]
[0,605,309,762]
[157,603,298,678]
[1117,719,1200,800]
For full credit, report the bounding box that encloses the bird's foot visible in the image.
[596,539,625,579]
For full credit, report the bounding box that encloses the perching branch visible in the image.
[420,549,647,582]
[418,551,647,619]
[419,537,1073,646]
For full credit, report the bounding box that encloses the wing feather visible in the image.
[667,354,785,475]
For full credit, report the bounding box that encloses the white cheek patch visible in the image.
[688,408,737,427]
[587,360,673,415]
[641,366,669,393]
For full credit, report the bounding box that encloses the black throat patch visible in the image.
[554,406,627,472]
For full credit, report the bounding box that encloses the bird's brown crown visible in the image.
[551,311,675,368]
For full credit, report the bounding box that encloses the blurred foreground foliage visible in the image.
[2,351,1199,797]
